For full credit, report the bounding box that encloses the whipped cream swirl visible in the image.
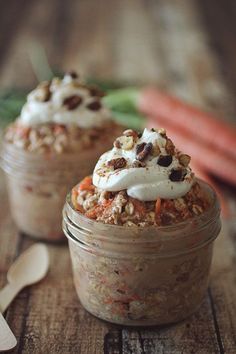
[19,73,111,128]
[93,128,194,201]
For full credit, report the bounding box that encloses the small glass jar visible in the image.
[1,140,114,241]
[63,180,221,325]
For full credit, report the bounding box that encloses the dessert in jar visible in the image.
[1,72,122,241]
[63,127,221,325]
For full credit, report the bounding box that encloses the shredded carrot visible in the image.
[17,126,30,138]
[71,188,84,212]
[101,199,113,208]
[85,208,97,219]
[53,124,66,134]
[131,198,146,216]
[155,198,161,215]
[79,176,95,192]
[71,188,78,206]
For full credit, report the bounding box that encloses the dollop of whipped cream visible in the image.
[19,72,111,128]
[93,128,194,201]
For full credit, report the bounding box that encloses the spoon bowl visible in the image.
[7,244,49,287]
[0,243,49,313]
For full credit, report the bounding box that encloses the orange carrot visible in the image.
[79,176,94,192]
[130,198,146,216]
[147,117,236,187]
[85,206,99,219]
[139,87,236,159]
[155,198,161,215]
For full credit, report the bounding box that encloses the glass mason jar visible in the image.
[1,140,114,241]
[63,180,221,325]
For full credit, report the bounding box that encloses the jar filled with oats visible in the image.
[63,128,221,325]
[1,72,122,241]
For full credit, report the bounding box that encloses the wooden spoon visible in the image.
[0,244,49,313]
[0,312,17,351]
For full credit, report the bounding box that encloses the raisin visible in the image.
[169,168,186,182]
[67,71,78,79]
[157,154,172,167]
[63,95,82,110]
[86,100,102,111]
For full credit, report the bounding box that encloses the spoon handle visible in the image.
[0,283,21,313]
[0,312,17,351]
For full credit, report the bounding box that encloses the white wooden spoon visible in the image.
[0,244,49,313]
[0,312,17,351]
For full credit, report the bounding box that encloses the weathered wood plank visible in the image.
[0,0,73,89]
[197,0,236,98]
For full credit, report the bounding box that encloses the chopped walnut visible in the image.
[158,128,167,137]
[136,142,153,161]
[34,81,51,102]
[131,160,146,168]
[179,154,191,167]
[107,157,127,170]
[165,138,175,155]
[152,141,161,157]
[123,129,139,140]
[114,135,134,150]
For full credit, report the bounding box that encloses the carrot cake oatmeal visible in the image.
[63,127,221,325]
[71,128,209,226]
[1,72,122,241]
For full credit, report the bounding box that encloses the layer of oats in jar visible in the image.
[64,127,220,325]
[72,128,209,226]
[1,71,122,241]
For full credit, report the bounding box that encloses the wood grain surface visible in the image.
[0,0,236,353]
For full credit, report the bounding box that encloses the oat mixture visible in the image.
[5,120,120,154]
[72,178,209,226]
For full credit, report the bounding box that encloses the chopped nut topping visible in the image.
[107,157,127,170]
[158,128,166,136]
[157,155,173,167]
[89,86,105,97]
[35,81,51,102]
[169,168,186,182]
[113,139,121,148]
[179,154,191,167]
[67,71,79,79]
[86,100,102,111]
[123,129,139,139]
[136,142,153,161]
[131,160,146,168]
[63,95,82,110]
[152,141,161,157]
[114,135,134,150]
[165,138,175,155]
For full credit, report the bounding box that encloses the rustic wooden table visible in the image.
[0,0,236,353]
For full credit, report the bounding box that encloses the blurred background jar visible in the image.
[1,74,123,241]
